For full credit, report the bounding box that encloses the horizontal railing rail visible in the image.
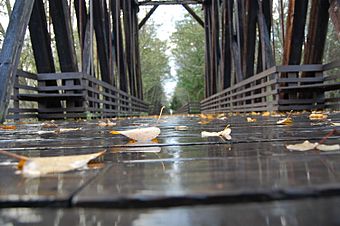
[201,60,340,113]
[7,71,148,120]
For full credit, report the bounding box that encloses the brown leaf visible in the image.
[110,127,160,141]
[0,125,16,130]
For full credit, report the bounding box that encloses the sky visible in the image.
[138,5,187,101]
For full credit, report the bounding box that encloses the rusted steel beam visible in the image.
[243,1,257,78]
[111,0,128,93]
[93,0,112,84]
[0,0,35,122]
[303,0,330,66]
[74,0,87,49]
[220,0,231,89]
[49,0,78,72]
[329,0,340,39]
[29,0,61,109]
[29,0,55,74]
[282,0,308,65]
[257,0,274,72]
[138,5,158,29]
[139,0,202,6]
[203,2,211,97]
[182,4,204,27]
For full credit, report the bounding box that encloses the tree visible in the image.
[139,19,170,114]
[170,7,205,110]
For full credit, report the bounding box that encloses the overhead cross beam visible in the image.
[138,0,202,6]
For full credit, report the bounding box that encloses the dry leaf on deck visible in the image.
[41,121,58,128]
[0,125,16,130]
[316,144,340,151]
[175,126,188,131]
[247,117,257,122]
[309,113,328,120]
[55,128,81,133]
[286,140,318,151]
[201,126,232,140]
[0,149,106,177]
[331,122,340,126]
[262,112,270,117]
[21,150,106,177]
[98,119,116,127]
[277,117,293,125]
[110,127,160,141]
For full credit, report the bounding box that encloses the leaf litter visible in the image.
[0,149,106,177]
[110,106,164,141]
[201,126,232,140]
[286,129,339,152]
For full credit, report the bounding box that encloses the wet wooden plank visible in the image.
[2,197,340,225]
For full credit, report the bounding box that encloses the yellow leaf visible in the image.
[251,112,260,116]
[110,127,160,141]
[262,112,270,117]
[309,113,328,120]
[277,117,293,125]
[286,140,318,151]
[21,150,106,177]
[0,125,17,130]
[246,117,257,122]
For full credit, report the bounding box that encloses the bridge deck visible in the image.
[0,113,340,225]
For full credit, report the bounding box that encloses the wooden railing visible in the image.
[176,102,201,114]
[201,61,340,113]
[7,71,148,120]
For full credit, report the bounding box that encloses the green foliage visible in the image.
[170,8,205,110]
[139,20,170,114]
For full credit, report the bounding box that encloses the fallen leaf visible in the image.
[201,126,232,140]
[309,113,328,120]
[331,122,340,126]
[286,140,318,151]
[21,150,106,177]
[251,112,260,116]
[277,117,293,125]
[98,119,116,127]
[41,121,58,128]
[316,144,340,151]
[247,117,257,122]
[0,125,16,130]
[175,126,188,131]
[262,112,270,117]
[0,149,106,177]
[55,128,81,133]
[110,127,160,141]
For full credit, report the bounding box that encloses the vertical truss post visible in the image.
[0,0,35,122]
